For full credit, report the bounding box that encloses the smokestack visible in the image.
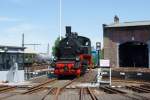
[114,15,119,23]
[66,26,71,37]
[66,26,71,34]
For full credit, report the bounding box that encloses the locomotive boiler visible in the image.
[53,26,92,77]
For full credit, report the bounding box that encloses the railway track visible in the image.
[87,87,98,100]
[79,87,98,100]
[41,78,77,100]
[124,85,150,99]
[22,79,150,100]
[125,85,150,93]
[22,78,57,94]
[0,86,16,94]
[140,83,150,89]
[1,71,150,100]
[99,85,150,100]
[0,79,57,100]
[112,79,150,84]
[99,86,126,94]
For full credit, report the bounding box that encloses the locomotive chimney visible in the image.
[114,15,119,23]
[66,26,71,34]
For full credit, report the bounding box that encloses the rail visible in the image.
[22,79,57,94]
[79,88,83,100]
[40,78,77,100]
[54,78,77,100]
[126,86,150,93]
[100,86,145,100]
[87,87,98,100]
[0,86,16,93]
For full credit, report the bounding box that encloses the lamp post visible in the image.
[96,42,101,67]
[96,42,101,85]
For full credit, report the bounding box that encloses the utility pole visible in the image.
[96,42,101,67]
[22,33,41,50]
[59,0,62,40]
[21,33,25,79]
[22,33,24,47]
[47,43,50,55]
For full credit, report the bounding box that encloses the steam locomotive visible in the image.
[53,26,92,77]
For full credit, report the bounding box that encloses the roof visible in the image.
[0,45,25,50]
[0,45,25,53]
[24,48,38,54]
[104,20,150,28]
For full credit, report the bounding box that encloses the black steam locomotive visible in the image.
[53,26,92,77]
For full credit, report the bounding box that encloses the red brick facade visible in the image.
[103,25,150,67]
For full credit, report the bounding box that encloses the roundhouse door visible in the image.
[119,42,148,68]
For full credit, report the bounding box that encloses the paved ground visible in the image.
[2,92,150,100]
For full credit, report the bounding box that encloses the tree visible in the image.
[52,36,63,56]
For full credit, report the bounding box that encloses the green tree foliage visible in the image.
[92,48,104,66]
[92,55,97,65]
[52,36,63,56]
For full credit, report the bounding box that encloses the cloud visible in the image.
[0,16,18,22]
[5,23,34,33]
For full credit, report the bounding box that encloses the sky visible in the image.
[0,0,150,54]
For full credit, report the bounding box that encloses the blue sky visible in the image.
[0,0,150,54]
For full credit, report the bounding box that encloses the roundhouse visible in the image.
[103,16,150,68]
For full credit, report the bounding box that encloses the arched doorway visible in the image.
[119,41,148,68]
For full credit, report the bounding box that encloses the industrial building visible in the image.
[0,45,25,82]
[103,16,150,68]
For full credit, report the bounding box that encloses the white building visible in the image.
[0,45,25,83]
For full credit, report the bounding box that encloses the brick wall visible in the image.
[103,26,150,67]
